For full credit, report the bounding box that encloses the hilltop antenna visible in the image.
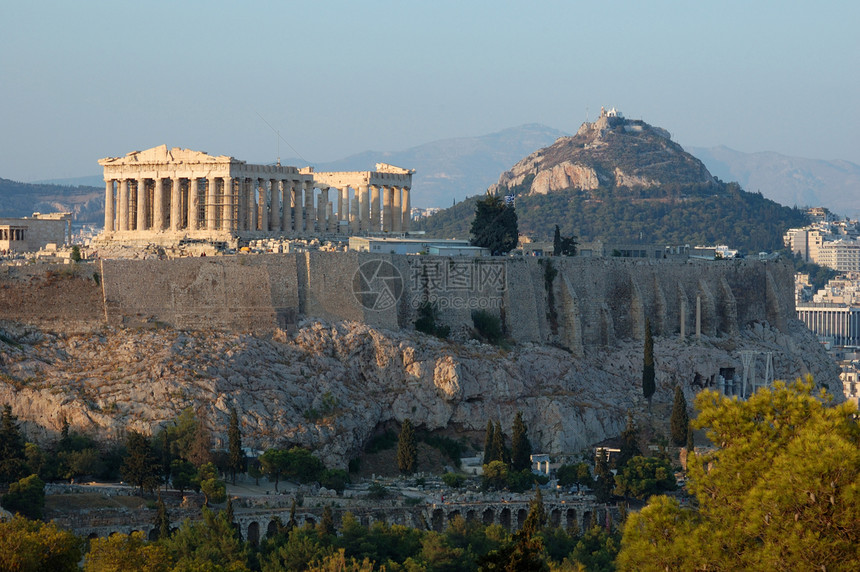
[255,111,309,166]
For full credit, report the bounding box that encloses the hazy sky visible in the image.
[1,0,858,182]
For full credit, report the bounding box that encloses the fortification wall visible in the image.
[94,254,796,350]
[0,264,103,333]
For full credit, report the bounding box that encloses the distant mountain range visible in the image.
[8,124,860,219]
[689,146,860,218]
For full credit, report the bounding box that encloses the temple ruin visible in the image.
[97,145,413,245]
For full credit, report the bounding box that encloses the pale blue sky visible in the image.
[1,0,857,182]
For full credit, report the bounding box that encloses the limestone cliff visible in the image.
[0,317,839,469]
[490,110,714,196]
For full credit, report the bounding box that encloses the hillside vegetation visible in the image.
[0,178,103,222]
[417,112,809,252]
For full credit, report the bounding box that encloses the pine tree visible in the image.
[483,420,495,465]
[396,419,417,474]
[227,405,244,485]
[670,385,690,446]
[642,318,655,406]
[511,411,532,472]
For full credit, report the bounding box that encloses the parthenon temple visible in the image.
[97,145,414,244]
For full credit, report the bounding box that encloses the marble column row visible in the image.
[333,184,411,233]
[105,177,409,235]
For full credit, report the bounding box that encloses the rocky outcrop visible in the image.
[489,112,714,196]
[0,316,840,469]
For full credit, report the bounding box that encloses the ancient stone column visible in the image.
[136,178,148,231]
[392,186,402,232]
[402,186,411,231]
[304,181,314,232]
[117,179,129,231]
[358,185,369,233]
[350,195,360,234]
[236,178,246,231]
[222,176,234,231]
[327,202,336,233]
[370,185,380,231]
[356,187,366,232]
[382,186,392,232]
[270,179,281,233]
[281,180,292,233]
[337,187,345,226]
[318,187,329,232]
[206,177,217,230]
[258,179,269,231]
[294,181,303,233]
[171,178,182,231]
[249,179,259,231]
[104,180,115,232]
[188,178,200,231]
[153,178,165,231]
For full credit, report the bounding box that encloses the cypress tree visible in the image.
[553,225,562,256]
[594,450,614,503]
[396,419,417,474]
[642,318,655,406]
[521,485,547,537]
[0,404,28,483]
[616,412,641,470]
[483,420,495,465]
[686,426,695,452]
[318,505,335,536]
[670,385,690,446]
[227,405,244,485]
[491,420,507,465]
[511,412,532,472]
[154,493,171,540]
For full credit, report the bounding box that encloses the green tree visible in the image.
[0,404,28,483]
[83,531,171,572]
[491,420,507,465]
[198,462,226,506]
[520,486,547,537]
[227,405,244,485]
[617,378,860,571]
[670,385,689,446]
[469,193,518,255]
[0,515,84,572]
[161,507,250,571]
[70,245,82,263]
[615,412,641,470]
[396,419,417,475]
[593,450,614,503]
[1,474,45,520]
[154,493,171,541]
[613,456,676,500]
[553,225,562,256]
[483,419,495,465]
[260,448,288,492]
[642,318,655,406]
[556,462,591,490]
[121,431,160,494]
[481,460,509,491]
[510,411,531,472]
[318,505,336,537]
[169,459,197,493]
